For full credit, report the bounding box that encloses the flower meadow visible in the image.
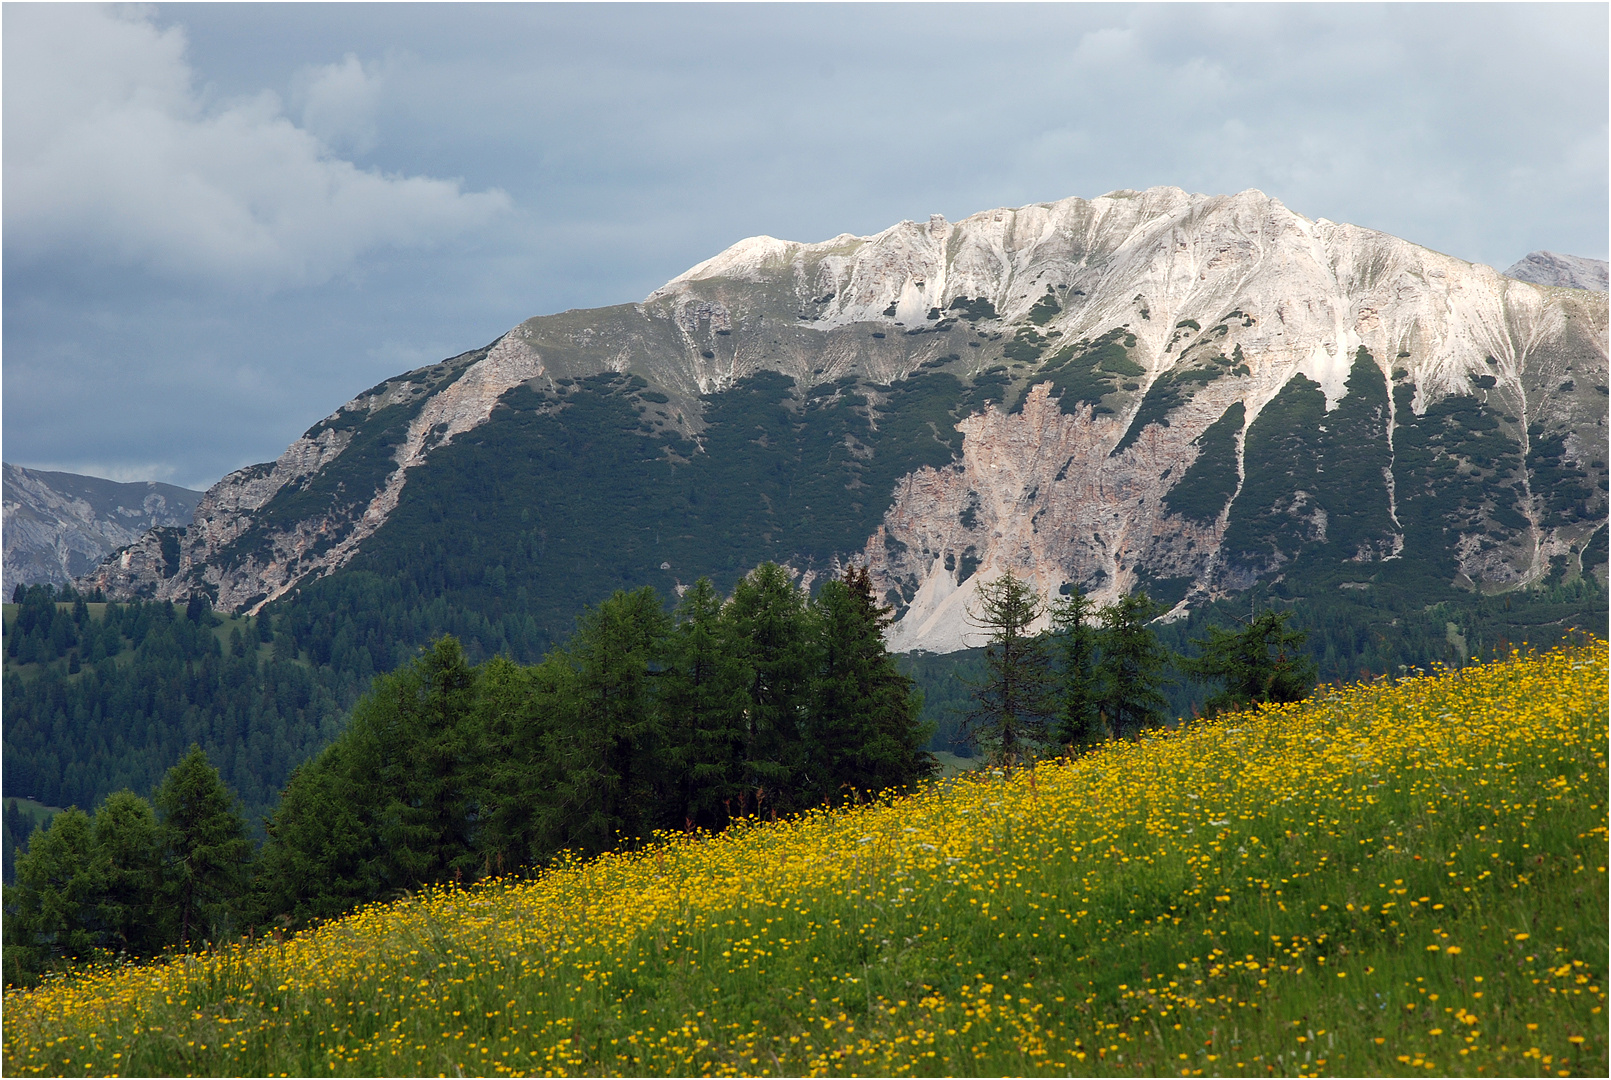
[4,643,1605,1077]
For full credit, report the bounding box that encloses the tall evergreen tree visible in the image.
[2,807,96,983]
[1050,586,1102,749]
[1095,592,1172,738]
[966,571,1057,764]
[369,637,483,889]
[88,790,164,956]
[251,749,375,928]
[723,564,812,812]
[1183,609,1317,716]
[154,745,252,948]
[542,587,672,855]
[659,579,748,830]
[806,567,932,800]
[473,655,555,872]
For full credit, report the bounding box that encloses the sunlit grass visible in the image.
[4,642,1605,1077]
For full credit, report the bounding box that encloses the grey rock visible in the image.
[3,465,200,594]
[1504,252,1609,292]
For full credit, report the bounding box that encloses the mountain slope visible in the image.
[78,188,1609,653]
[1505,250,1609,292]
[3,465,200,594]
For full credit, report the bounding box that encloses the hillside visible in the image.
[2,466,199,595]
[1505,252,1609,293]
[1,594,350,830]
[77,188,1608,656]
[4,642,1603,1077]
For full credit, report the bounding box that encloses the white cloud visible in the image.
[2,5,509,290]
[293,53,385,155]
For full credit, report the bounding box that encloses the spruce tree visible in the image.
[155,745,252,948]
[1095,591,1172,738]
[1183,609,1317,716]
[965,571,1057,764]
[1050,586,1102,749]
[806,567,932,800]
[659,579,748,829]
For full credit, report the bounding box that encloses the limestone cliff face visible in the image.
[77,188,1609,648]
[866,383,1229,653]
[829,192,1609,650]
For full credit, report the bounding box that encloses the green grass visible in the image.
[4,644,1604,1077]
[930,750,985,777]
[3,798,63,829]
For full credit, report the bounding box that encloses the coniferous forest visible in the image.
[4,565,936,983]
[4,554,1360,987]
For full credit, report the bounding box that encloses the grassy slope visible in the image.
[3,644,1605,1078]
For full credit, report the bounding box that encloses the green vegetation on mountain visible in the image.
[3,587,351,846]
[1162,401,1244,522]
[1223,351,1398,581]
[274,367,991,666]
[1033,328,1140,415]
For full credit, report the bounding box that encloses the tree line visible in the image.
[963,572,1317,763]
[4,565,932,983]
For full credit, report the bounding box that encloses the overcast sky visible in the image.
[5,2,1606,490]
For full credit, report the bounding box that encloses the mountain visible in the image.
[78,187,1608,655]
[4,464,200,595]
[1504,251,1609,293]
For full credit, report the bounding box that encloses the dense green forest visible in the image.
[5,566,933,983]
[3,586,352,842]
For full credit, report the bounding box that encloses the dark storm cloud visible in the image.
[4,2,1605,489]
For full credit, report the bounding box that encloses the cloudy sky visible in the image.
[5,2,1606,490]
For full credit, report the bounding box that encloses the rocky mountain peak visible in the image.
[1504,251,1609,293]
[74,189,1608,652]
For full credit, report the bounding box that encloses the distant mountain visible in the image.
[3,465,200,594]
[1504,251,1609,293]
[79,187,1608,655]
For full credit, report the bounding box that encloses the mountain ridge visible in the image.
[3,464,200,594]
[77,187,1609,653]
[1504,251,1609,293]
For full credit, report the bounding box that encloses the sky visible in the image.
[4,2,1607,491]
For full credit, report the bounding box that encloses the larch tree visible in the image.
[1095,592,1173,738]
[1183,609,1317,716]
[722,563,812,813]
[965,571,1058,765]
[1051,585,1103,750]
[659,578,749,830]
[88,790,164,956]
